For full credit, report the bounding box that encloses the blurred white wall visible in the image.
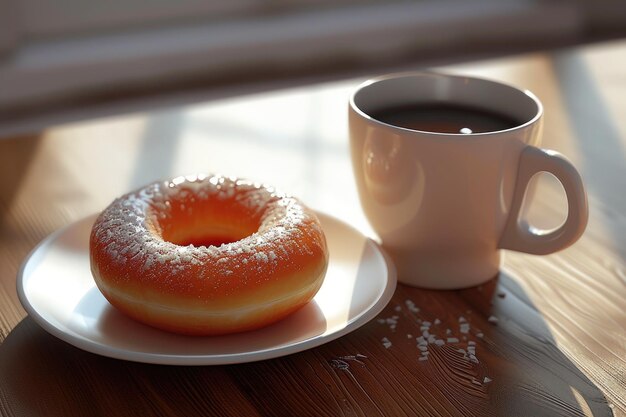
[0,0,624,136]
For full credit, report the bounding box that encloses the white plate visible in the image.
[17,212,396,365]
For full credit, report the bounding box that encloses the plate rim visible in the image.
[16,211,397,365]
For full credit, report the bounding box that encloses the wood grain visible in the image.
[1,41,625,416]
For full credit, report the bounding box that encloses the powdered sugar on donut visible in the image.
[90,174,325,295]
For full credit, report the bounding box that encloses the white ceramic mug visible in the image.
[349,72,588,289]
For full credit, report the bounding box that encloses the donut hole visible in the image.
[173,234,240,247]
[159,217,259,248]
[163,225,253,248]
[150,198,262,248]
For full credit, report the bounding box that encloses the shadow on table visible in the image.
[385,270,614,417]
[0,317,260,416]
[0,271,614,417]
[486,271,612,416]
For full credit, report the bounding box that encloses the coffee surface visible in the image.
[371,103,521,134]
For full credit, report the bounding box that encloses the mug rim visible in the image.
[349,71,543,138]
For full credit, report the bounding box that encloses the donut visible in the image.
[89,174,329,336]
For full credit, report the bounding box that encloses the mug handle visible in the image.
[499,146,588,255]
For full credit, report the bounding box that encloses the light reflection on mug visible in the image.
[362,132,425,235]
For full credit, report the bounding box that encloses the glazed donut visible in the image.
[89,174,329,336]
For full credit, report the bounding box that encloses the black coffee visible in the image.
[371,103,521,134]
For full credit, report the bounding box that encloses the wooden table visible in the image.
[1,39,625,417]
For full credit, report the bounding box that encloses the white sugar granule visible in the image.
[405,299,420,313]
[434,339,445,346]
[447,337,459,343]
[382,337,392,349]
[488,315,499,324]
[143,258,154,270]
[378,315,400,332]
[418,356,428,361]
[483,377,492,383]
[254,252,269,262]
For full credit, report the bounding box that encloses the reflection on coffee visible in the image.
[371,103,521,134]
